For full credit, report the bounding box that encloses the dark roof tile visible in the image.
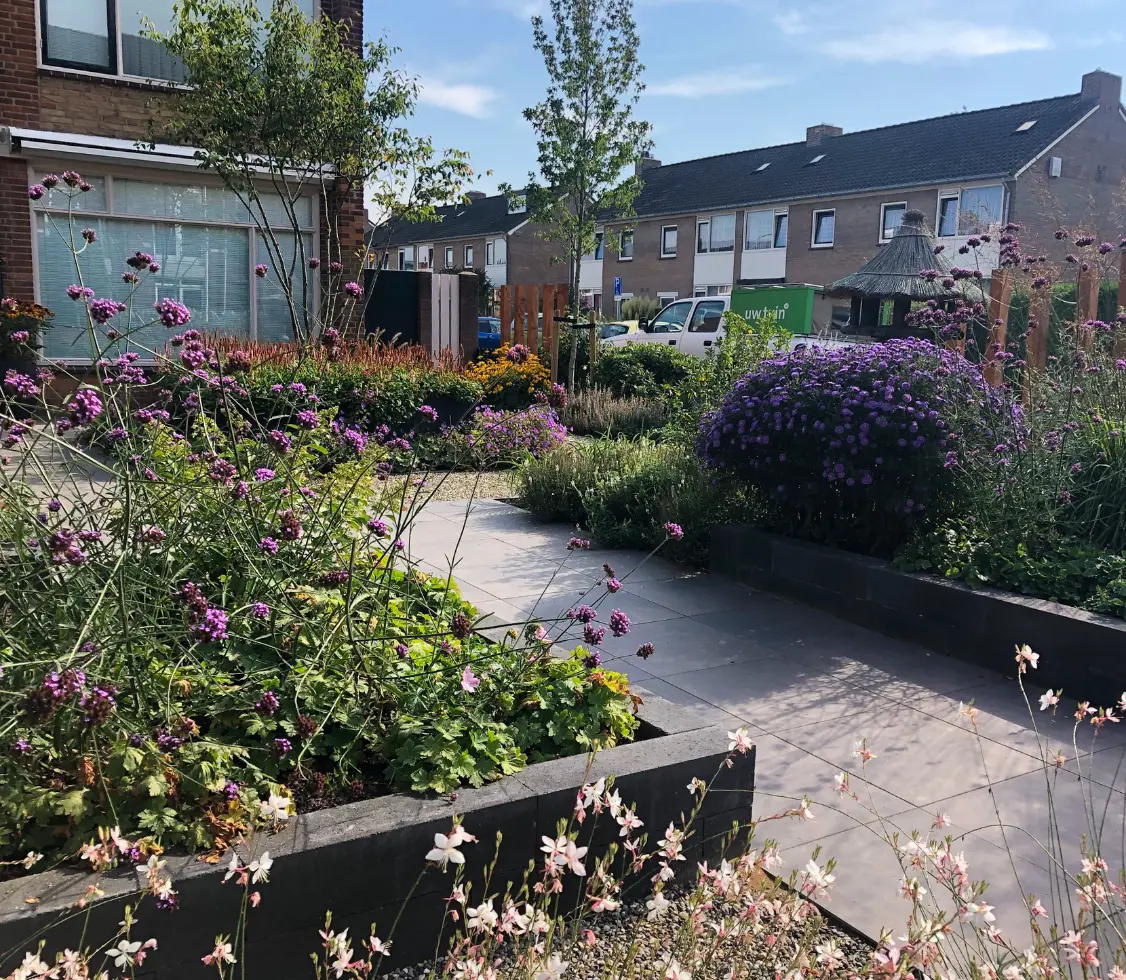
[370,194,527,247]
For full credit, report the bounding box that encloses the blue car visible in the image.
[478,316,501,351]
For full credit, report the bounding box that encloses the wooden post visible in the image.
[541,284,556,358]
[1024,289,1051,403]
[587,309,598,376]
[513,284,526,348]
[498,285,511,347]
[983,268,1012,387]
[1117,252,1126,358]
[1077,264,1098,349]
[552,283,568,386]
[525,284,540,350]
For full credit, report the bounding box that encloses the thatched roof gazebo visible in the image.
[826,208,965,335]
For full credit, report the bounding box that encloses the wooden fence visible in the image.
[496,282,599,384]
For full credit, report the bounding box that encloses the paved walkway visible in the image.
[406,499,1126,945]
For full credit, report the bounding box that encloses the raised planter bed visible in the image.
[0,692,754,977]
[711,524,1126,703]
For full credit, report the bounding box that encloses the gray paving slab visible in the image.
[405,499,1120,944]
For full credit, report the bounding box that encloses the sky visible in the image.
[365,0,1125,203]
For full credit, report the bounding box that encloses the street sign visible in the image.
[613,276,622,298]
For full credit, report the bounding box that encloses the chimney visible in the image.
[1081,69,1122,108]
[806,124,843,146]
[634,152,661,176]
[466,190,487,202]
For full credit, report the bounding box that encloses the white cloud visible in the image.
[417,79,500,118]
[820,23,1051,63]
[773,9,808,35]
[648,70,791,98]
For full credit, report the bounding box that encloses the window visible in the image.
[880,203,906,242]
[485,241,494,266]
[937,196,959,237]
[688,300,726,333]
[957,185,1003,235]
[619,230,634,260]
[40,0,315,82]
[773,212,789,248]
[485,237,506,265]
[657,292,678,304]
[808,154,825,165]
[697,213,735,253]
[444,246,454,267]
[693,286,706,297]
[661,225,678,258]
[399,246,415,271]
[417,245,432,271]
[755,162,771,172]
[812,209,835,247]
[1015,120,1037,132]
[600,322,628,339]
[464,244,474,266]
[583,232,604,262]
[744,210,773,250]
[32,170,314,358]
[648,300,691,333]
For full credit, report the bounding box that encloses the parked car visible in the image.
[602,292,855,357]
[478,316,501,351]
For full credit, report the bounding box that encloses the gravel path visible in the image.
[385,889,872,979]
[392,469,518,502]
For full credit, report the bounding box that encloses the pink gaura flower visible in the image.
[460,665,479,693]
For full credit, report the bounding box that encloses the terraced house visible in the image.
[0,0,367,359]
[370,190,564,294]
[597,69,1126,329]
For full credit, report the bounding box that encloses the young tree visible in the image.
[151,0,473,345]
[513,0,651,388]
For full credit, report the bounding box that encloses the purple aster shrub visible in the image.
[697,338,1007,555]
[465,405,567,465]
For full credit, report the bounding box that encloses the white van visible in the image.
[603,295,854,356]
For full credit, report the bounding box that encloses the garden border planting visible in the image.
[0,692,754,976]
[711,525,1126,703]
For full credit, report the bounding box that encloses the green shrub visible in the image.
[563,388,667,437]
[592,344,695,398]
[516,438,651,524]
[543,329,593,388]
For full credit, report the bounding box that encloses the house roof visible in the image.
[370,193,527,247]
[620,91,1099,219]
[826,209,967,300]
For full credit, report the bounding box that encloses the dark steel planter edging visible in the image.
[0,694,754,976]
[710,524,1126,702]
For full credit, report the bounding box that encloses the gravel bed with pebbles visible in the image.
[384,889,873,979]
[393,469,518,503]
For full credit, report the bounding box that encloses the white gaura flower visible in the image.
[249,851,273,884]
[534,954,568,980]
[370,936,392,957]
[961,901,996,926]
[616,809,643,837]
[259,793,292,823]
[1039,689,1060,711]
[815,939,844,968]
[541,835,567,865]
[646,891,671,920]
[662,957,692,980]
[562,841,588,876]
[591,896,620,912]
[426,832,467,870]
[107,940,142,970]
[727,729,753,754]
[21,851,43,870]
[800,859,835,901]
[760,844,783,872]
[467,900,498,933]
[14,951,55,979]
[1015,644,1039,672]
[933,812,951,829]
[223,849,242,883]
[605,788,623,817]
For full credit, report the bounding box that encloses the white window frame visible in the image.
[697,213,735,254]
[954,184,1004,236]
[744,208,788,251]
[811,208,836,248]
[660,224,678,258]
[935,194,960,238]
[657,291,678,304]
[417,244,433,270]
[35,0,319,85]
[618,229,634,261]
[879,202,906,243]
[464,244,474,267]
[485,240,494,266]
[27,161,318,362]
[398,246,414,271]
[444,246,454,267]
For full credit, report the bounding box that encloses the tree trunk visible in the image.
[566,253,580,390]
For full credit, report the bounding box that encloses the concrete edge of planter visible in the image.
[0,693,755,974]
[710,524,1126,701]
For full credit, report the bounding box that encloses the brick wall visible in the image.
[38,73,177,140]
[602,216,695,302]
[1011,102,1126,271]
[785,188,942,290]
[0,0,40,127]
[507,223,566,286]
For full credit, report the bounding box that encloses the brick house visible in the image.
[369,190,567,302]
[0,0,367,361]
[601,70,1126,329]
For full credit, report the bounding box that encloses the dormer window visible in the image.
[1014,120,1037,132]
